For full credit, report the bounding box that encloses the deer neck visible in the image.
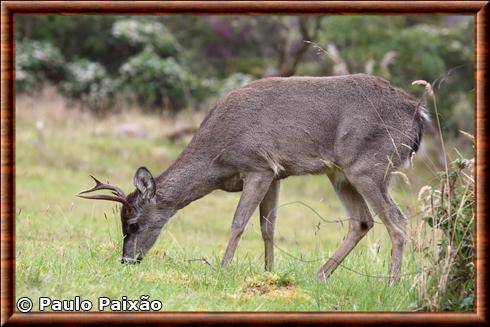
[155,152,218,210]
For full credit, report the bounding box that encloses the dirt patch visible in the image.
[242,272,293,294]
[236,272,312,303]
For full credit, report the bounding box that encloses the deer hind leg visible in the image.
[221,171,275,267]
[317,173,374,281]
[259,180,280,272]
[346,172,407,285]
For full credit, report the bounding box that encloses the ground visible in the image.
[15,90,444,312]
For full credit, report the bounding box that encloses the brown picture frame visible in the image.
[1,1,488,325]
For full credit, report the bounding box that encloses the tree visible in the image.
[248,16,323,77]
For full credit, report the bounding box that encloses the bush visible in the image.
[119,47,191,112]
[416,138,474,311]
[60,60,117,112]
[112,18,178,57]
[16,40,65,92]
[186,76,219,109]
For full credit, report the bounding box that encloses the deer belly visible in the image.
[220,175,243,192]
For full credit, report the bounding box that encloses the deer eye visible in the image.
[128,222,139,233]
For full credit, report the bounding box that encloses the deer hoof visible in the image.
[315,270,330,281]
[220,258,232,267]
[389,276,401,286]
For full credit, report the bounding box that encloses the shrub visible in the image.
[60,60,117,112]
[111,18,178,57]
[186,76,219,110]
[416,141,474,311]
[119,47,190,112]
[16,40,65,92]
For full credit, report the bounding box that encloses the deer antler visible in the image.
[77,175,129,206]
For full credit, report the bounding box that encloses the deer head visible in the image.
[78,167,175,264]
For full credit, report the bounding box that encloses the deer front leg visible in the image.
[260,180,280,272]
[221,171,275,267]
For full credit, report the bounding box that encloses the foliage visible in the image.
[389,25,446,85]
[167,17,261,77]
[111,18,178,57]
[15,16,474,133]
[186,75,219,109]
[16,17,199,113]
[15,40,65,92]
[16,16,123,73]
[416,142,474,311]
[60,60,117,112]
[317,17,474,135]
[319,16,405,75]
[118,47,189,111]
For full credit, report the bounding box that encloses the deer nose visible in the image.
[120,256,142,264]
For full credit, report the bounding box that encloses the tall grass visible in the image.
[412,85,475,311]
[415,148,474,310]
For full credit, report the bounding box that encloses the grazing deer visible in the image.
[78,74,429,284]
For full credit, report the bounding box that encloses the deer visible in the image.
[78,73,429,284]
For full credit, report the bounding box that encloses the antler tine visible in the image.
[77,194,129,206]
[89,174,103,186]
[78,174,127,198]
[77,174,128,206]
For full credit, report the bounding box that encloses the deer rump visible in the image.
[190,73,427,185]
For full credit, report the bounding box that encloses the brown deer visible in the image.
[78,74,429,284]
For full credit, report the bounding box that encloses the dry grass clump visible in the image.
[414,133,474,311]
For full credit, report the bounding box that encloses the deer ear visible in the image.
[133,166,156,201]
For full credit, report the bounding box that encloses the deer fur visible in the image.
[79,73,429,284]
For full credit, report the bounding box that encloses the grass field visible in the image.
[15,90,464,312]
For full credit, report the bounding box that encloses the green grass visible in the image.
[15,95,433,312]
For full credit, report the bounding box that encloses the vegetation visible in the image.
[16,16,474,129]
[15,16,475,311]
[416,138,475,310]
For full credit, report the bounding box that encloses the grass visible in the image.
[14,90,469,312]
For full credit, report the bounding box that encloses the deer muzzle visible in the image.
[120,255,142,265]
